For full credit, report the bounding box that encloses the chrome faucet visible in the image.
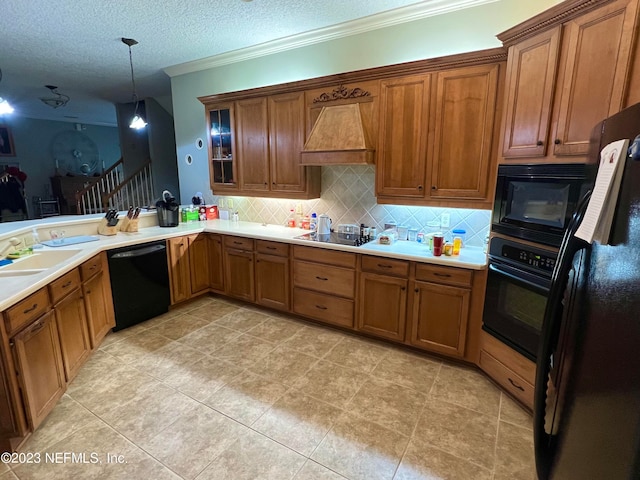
[0,237,22,259]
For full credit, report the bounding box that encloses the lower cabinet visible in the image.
[188,234,210,296]
[358,273,407,342]
[53,288,91,383]
[223,236,255,302]
[12,310,65,430]
[208,234,225,292]
[408,281,470,357]
[167,237,191,304]
[81,253,115,349]
[255,240,290,311]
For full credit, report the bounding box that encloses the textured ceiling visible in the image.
[1,0,492,126]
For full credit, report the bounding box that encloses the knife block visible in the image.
[119,217,139,233]
[97,218,119,236]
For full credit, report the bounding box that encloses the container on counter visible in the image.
[378,229,398,245]
[452,229,466,247]
[443,242,453,256]
[408,228,418,242]
[397,225,409,241]
[453,236,462,255]
[384,222,397,232]
[433,234,444,256]
[301,215,310,230]
[310,213,318,232]
[206,205,219,220]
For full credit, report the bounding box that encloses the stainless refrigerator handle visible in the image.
[534,189,592,480]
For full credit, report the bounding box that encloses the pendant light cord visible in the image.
[128,45,139,108]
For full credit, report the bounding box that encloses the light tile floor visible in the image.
[2,295,535,480]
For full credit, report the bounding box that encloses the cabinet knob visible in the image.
[417,185,423,190]
[401,286,406,291]
[414,288,419,293]
[431,186,437,190]
[536,140,544,146]
[554,138,561,145]
[264,182,268,186]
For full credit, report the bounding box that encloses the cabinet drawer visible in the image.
[293,245,356,268]
[415,263,472,287]
[293,260,355,298]
[49,269,81,305]
[4,288,50,336]
[479,331,535,385]
[361,255,409,277]
[480,350,534,409]
[293,288,354,328]
[80,254,103,281]
[256,240,289,257]
[224,236,254,251]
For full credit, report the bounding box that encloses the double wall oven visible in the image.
[483,164,592,360]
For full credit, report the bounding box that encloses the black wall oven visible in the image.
[492,164,591,247]
[483,237,557,361]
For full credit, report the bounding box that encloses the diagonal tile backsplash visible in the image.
[202,165,490,247]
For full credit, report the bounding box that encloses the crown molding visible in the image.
[164,0,498,77]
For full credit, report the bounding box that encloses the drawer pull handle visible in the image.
[508,378,525,391]
[377,264,392,269]
[23,303,38,314]
[86,290,92,294]
[62,281,73,289]
[266,246,277,250]
[433,273,451,278]
[30,320,46,334]
[315,304,327,310]
[315,276,328,281]
[90,265,97,270]
[233,241,243,245]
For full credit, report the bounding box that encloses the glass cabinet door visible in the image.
[209,106,236,187]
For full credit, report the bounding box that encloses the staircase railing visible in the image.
[75,158,124,214]
[101,161,155,212]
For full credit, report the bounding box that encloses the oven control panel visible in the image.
[501,244,556,273]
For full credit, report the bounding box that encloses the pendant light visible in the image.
[0,69,14,115]
[122,37,147,130]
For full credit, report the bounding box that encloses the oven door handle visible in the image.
[488,264,549,295]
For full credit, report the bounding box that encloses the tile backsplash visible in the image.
[202,165,490,247]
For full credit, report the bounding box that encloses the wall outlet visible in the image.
[227,198,234,209]
[440,213,450,228]
[295,203,303,216]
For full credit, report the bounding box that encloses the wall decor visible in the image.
[0,125,15,157]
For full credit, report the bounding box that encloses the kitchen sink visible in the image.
[0,249,82,276]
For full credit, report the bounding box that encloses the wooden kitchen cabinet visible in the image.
[358,273,407,341]
[208,234,225,292]
[376,73,431,198]
[81,253,115,349]
[236,97,270,192]
[188,234,210,296]
[408,280,470,358]
[255,240,289,311]
[11,310,65,430]
[167,236,191,304]
[53,287,91,383]
[430,64,500,200]
[223,236,255,302]
[208,103,238,191]
[498,0,639,162]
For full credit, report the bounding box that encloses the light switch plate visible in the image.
[440,213,450,228]
[227,198,234,209]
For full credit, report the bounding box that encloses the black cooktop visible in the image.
[295,232,366,247]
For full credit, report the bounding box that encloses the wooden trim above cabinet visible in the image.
[498,0,619,46]
[198,48,506,105]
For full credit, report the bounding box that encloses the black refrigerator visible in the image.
[534,103,640,480]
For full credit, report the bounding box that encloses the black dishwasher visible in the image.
[107,240,170,331]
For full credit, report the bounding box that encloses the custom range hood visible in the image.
[301,103,375,165]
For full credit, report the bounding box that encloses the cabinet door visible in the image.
[83,270,115,349]
[237,97,270,192]
[501,27,561,158]
[376,74,431,198]
[224,248,255,301]
[208,234,225,292]
[553,0,638,156]
[430,64,499,199]
[209,104,238,191]
[55,289,91,382]
[255,253,290,311]
[188,234,210,296]
[357,272,407,342]
[268,92,307,193]
[12,311,65,429]
[167,237,191,304]
[409,281,470,357]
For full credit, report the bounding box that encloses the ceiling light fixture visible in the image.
[0,69,14,115]
[122,37,147,130]
[39,85,70,108]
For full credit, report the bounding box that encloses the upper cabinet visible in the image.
[376,59,503,208]
[203,93,320,199]
[498,0,639,163]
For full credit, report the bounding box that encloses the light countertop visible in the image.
[0,216,487,311]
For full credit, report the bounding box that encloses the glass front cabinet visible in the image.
[208,104,237,191]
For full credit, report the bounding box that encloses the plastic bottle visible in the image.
[287,209,296,228]
[31,228,43,249]
[310,213,318,232]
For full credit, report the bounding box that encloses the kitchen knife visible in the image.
[132,207,141,220]
[127,206,134,219]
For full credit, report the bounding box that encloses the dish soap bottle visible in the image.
[31,228,43,249]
